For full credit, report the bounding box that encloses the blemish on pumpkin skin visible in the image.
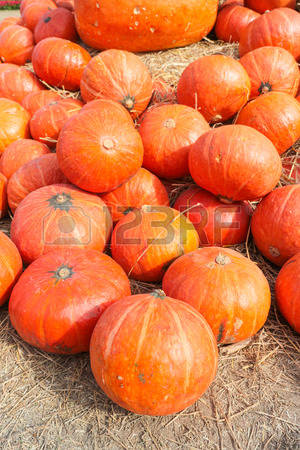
[138,373,146,384]
[217,322,225,343]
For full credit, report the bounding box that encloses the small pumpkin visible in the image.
[21,2,57,31]
[245,0,296,13]
[0,99,30,155]
[22,90,61,116]
[0,16,22,33]
[0,231,22,307]
[251,185,300,266]
[0,63,44,104]
[90,290,218,416]
[0,25,34,66]
[34,7,77,43]
[9,249,131,353]
[215,5,260,43]
[0,173,8,219]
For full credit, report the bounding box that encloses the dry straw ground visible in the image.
[0,29,300,450]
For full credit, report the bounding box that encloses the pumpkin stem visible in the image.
[218,195,234,204]
[121,94,135,111]
[49,264,74,283]
[44,16,51,23]
[103,138,114,150]
[164,118,176,129]
[215,253,231,266]
[48,192,73,212]
[150,289,166,299]
[258,81,272,95]
[269,246,280,258]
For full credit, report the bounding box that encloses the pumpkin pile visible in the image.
[0,0,299,417]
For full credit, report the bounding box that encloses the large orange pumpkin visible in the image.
[90,290,218,416]
[34,7,77,43]
[111,205,199,282]
[163,247,271,344]
[236,92,300,155]
[75,0,218,52]
[275,252,300,334]
[240,47,299,99]
[189,125,282,202]
[0,139,50,179]
[245,0,296,13]
[239,8,300,61]
[0,99,30,154]
[30,98,83,147]
[56,104,143,193]
[21,90,61,116]
[0,173,7,219]
[177,55,251,123]
[0,16,22,33]
[215,5,260,43]
[8,153,67,213]
[0,231,22,307]
[174,186,251,246]
[101,168,169,223]
[9,249,131,353]
[139,104,209,179]
[81,50,152,119]
[0,64,44,104]
[251,185,300,266]
[11,184,112,264]
[20,0,56,14]
[0,25,34,65]
[32,37,91,91]
[22,2,57,31]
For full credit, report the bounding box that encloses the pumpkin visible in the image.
[0,25,34,66]
[22,90,61,116]
[0,139,50,179]
[0,64,44,104]
[8,153,67,213]
[111,205,199,282]
[162,247,271,344]
[20,0,56,14]
[240,47,299,99]
[32,37,91,91]
[236,92,300,155]
[0,99,30,155]
[177,55,251,123]
[30,98,83,147]
[245,0,296,13]
[56,104,143,193]
[139,104,210,179]
[81,50,152,119]
[90,290,218,416]
[55,0,74,10]
[251,185,300,266]
[74,0,218,52]
[0,173,7,219]
[282,156,300,184]
[151,78,176,105]
[0,17,22,33]
[101,168,169,223]
[215,5,260,43]
[0,231,22,307]
[239,8,300,61]
[10,184,112,264]
[34,7,77,43]
[189,125,281,202]
[9,249,131,353]
[174,186,251,246]
[275,252,300,334]
[22,2,57,31]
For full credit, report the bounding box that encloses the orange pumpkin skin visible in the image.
[251,185,300,266]
[0,25,34,66]
[57,105,144,193]
[174,186,251,246]
[101,168,169,223]
[32,37,91,91]
[22,90,61,116]
[20,0,56,14]
[0,139,50,179]
[215,5,260,43]
[239,8,300,61]
[111,206,199,282]
[22,2,57,31]
[189,125,282,202]
[0,231,22,307]
[9,249,131,353]
[236,92,300,155]
[30,98,83,147]
[80,98,133,121]
[90,290,218,416]
[0,99,30,155]
[139,104,210,179]
[177,55,251,123]
[75,0,218,52]
[81,50,152,119]
[8,153,67,213]
[245,0,296,13]
[34,8,77,43]
[10,184,112,264]
[0,64,44,104]
[240,47,299,99]
[275,252,300,334]
[151,78,176,105]
[0,173,8,219]
[0,17,22,33]
[162,247,271,344]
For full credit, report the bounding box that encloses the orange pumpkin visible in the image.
[240,47,299,99]
[8,153,67,213]
[215,5,259,43]
[57,104,144,193]
[22,2,57,31]
[236,92,300,155]
[0,139,50,179]
[0,173,8,219]
[75,0,218,52]
[0,25,34,66]
[0,63,44,104]
[245,0,296,13]
[0,99,30,155]
[139,104,209,179]
[251,185,300,266]
[20,0,56,14]
[151,78,176,105]
[163,247,271,344]
[189,125,281,202]
[32,37,91,91]
[30,98,83,147]
[0,16,22,33]
[34,7,77,43]
[275,252,300,334]
[177,55,251,123]
[10,184,112,264]
[0,231,22,307]
[22,90,61,116]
